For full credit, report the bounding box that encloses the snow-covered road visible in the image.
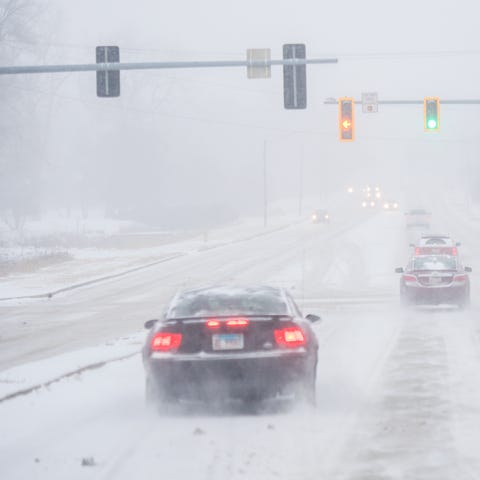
[0,207,374,370]
[0,306,402,480]
[1,202,480,479]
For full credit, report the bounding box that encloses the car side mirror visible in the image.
[409,243,415,247]
[305,314,321,323]
[144,319,159,329]
[395,267,404,273]
[465,266,472,273]
[456,242,462,247]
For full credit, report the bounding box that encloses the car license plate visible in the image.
[212,333,244,351]
[430,276,442,285]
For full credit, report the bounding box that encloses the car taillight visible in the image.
[274,327,306,348]
[206,319,221,329]
[415,248,420,255]
[226,317,250,328]
[151,332,182,352]
[206,317,250,329]
[403,274,417,283]
[452,247,457,256]
[454,274,467,282]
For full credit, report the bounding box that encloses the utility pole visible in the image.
[298,146,304,217]
[263,139,268,228]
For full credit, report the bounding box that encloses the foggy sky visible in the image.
[4,0,480,225]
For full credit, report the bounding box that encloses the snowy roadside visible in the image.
[0,213,301,301]
[0,331,145,402]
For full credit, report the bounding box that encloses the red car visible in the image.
[411,234,461,256]
[395,255,471,308]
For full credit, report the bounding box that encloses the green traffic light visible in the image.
[424,97,440,131]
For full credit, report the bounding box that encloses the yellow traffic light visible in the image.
[339,97,354,142]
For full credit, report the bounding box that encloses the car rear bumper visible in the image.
[145,349,315,400]
[406,223,430,228]
[402,285,468,304]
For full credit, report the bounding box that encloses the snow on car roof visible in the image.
[418,234,454,246]
[421,233,450,238]
[407,209,429,214]
[166,285,290,319]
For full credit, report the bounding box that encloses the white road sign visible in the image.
[362,92,378,113]
[246,48,271,79]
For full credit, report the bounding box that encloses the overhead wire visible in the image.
[4,82,312,135]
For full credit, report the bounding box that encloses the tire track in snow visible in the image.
[329,311,465,480]
[440,311,480,479]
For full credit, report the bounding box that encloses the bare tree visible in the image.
[0,0,38,43]
[0,0,44,233]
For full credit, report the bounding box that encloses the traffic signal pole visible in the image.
[325,99,480,105]
[0,57,338,76]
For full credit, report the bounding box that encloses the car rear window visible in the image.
[168,289,289,318]
[425,238,447,245]
[413,211,426,215]
[412,256,457,271]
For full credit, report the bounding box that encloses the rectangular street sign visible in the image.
[96,46,120,97]
[283,44,306,109]
[246,48,271,79]
[362,92,378,113]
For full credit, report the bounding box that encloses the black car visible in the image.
[395,255,472,308]
[142,286,320,408]
[311,209,330,223]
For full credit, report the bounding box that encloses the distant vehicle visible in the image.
[411,234,461,256]
[142,286,320,409]
[363,186,382,200]
[395,255,471,308]
[405,208,431,229]
[382,200,399,211]
[361,199,377,208]
[312,209,330,223]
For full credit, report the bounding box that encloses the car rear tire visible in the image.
[303,379,316,407]
[145,377,159,408]
[298,367,317,407]
[458,294,471,310]
[400,293,411,308]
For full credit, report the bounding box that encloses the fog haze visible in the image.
[2,0,480,227]
[4,3,480,478]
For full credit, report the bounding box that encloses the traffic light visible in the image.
[424,97,440,131]
[283,44,307,109]
[339,97,354,141]
[96,46,120,97]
